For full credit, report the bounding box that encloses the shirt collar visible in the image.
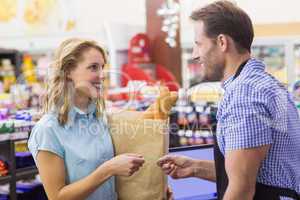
[221,58,256,91]
[222,75,234,90]
[65,103,97,129]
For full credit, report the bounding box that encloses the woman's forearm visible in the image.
[54,163,113,200]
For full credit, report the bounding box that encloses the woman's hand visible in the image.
[106,153,145,176]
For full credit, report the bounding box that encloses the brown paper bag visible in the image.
[108,111,169,200]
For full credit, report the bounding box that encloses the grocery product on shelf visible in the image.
[0,159,8,177]
[0,59,16,93]
[16,180,47,200]
[292,80,300,114]
[170,101,217,147]
[0,83,43,111]
[0,185,9,200]
[0,109,9,121]
[252,44,287,84]
[15,152,35,169]
[294,45,300,80]
[0,179,46,200]
[15,141,29,153]
[0,111,36,143]
[166,84,220,147]
[0,94,14,111]
[0,121,14,135]
[21,55,37,84]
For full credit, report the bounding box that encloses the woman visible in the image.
[28,38,145,200]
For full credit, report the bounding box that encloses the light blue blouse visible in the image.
[28,104,117,200]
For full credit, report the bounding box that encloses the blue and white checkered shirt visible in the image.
[216,58,300,193]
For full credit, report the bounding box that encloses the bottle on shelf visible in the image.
[176,88,189,127]
[186,105,197,129]
[194,130,205,145]
[185,130,194,145]
[22,54,37,84]
[205,131,215,144]
[1,59,16,93]
[0,159,9,177]
[179,136,188,146]
[177,106,188,127]
[177,88,189,106]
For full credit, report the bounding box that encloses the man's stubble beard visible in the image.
[204,63,224,82]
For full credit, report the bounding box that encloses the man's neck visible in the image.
[222,52,251,82]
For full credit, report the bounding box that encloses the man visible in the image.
[157,1,300,200]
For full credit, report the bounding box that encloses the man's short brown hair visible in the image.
[190,0,254,53]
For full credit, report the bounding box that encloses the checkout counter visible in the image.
[168,144,217,200]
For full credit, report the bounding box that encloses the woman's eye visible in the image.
[89,64,100,71]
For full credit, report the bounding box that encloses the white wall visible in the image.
[181,0,300,24]
[0,0,146,51]
[77,0,146,32]
[2,0,300,50]
[180,0,300,46]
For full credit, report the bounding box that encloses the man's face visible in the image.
[192,21,225,82]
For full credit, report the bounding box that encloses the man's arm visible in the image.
[158,155,216,182]
[192,160,216,182]
[223,145,270,200]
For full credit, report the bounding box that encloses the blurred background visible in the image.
[0,0,300,199]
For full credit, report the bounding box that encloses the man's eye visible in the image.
[193,57,200,62]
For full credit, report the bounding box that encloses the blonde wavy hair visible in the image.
[42,38,107,125]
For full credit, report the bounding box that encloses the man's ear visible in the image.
[216,34,229,52]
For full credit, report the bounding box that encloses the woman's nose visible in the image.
[97,70,105,81]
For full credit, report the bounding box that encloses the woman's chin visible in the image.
[90,92,101,100]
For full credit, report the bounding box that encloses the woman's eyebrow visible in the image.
[87,62,105,68]
[88,62,100,65]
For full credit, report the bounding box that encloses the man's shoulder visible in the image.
[225,82,274,102]
[227,72,282,101]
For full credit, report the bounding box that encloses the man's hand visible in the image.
[157,155,196,179]
[166,186,174,200]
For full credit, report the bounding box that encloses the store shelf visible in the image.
[16,166,38,181]
[11,132,29,142]
[0,175,11,185]
[0,132,29,143]
[0,134,10,142]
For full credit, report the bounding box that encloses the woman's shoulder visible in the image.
[31,113,62,136]
[28,113,65,161]
[35,113,59,128]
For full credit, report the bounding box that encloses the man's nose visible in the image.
[192,46,199,60]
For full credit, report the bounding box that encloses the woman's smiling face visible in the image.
[68,47,105,99]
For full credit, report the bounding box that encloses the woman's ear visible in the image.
[66,70,72,80]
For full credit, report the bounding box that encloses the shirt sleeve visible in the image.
[222,84,274,152]
[28,116,64,164]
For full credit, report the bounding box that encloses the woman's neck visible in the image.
[73,92,90,113]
